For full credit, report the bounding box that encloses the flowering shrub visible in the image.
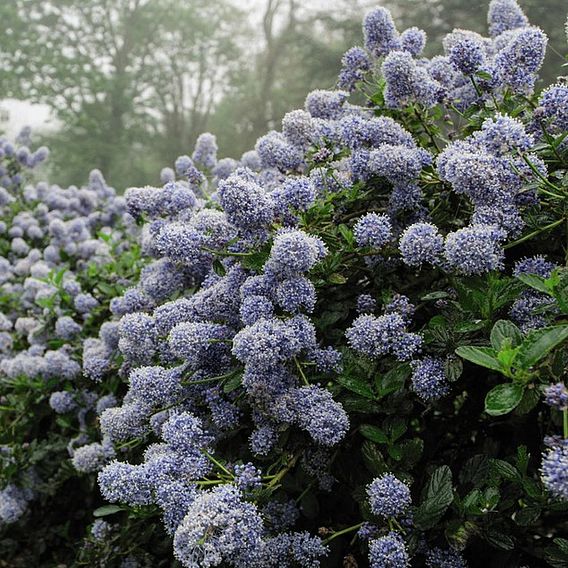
[2,0,568,566]
[0,131,146,560]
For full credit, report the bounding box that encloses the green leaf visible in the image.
[515,324,568,369]
[328,273,347,284]
[490,320,522,350]
[415,465,454,530]
[484,530,515,551]
[338,224,354,245]
[376,363,410,397]
[359,424,389,444]
[484,383,524,416]
[517,273,551,294]
[361,441,388,476]
[444,356,463,382]
[93,505,125,517]
[223,373,242,393]
[337,375,375,399]
[421,291,450,301]
[455,346,502,372]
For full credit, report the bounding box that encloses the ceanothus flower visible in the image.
[232,317,312,369]
[338,46,371,91]
[233,463,262,491]
[49,391,77,414]
[363,7,401,57]
[539,84,568,132]
[448,37,484,75]
[411,357,450,401]
[281,110,315,148]
[98,461,153,507]
[250,423,278,456]
[346,313,422,361]
[353,213,392,249]
[369,532,410,568]
[161,412,214,455]
[488,0,529,37]
[91,519,112,541]
[367,473,411,518]
[0,484,33,524]
[175,155,193,176]
[173,485,264,568]
[99,402,151,443]
[513,255,555,278]
[400,27,427,57]
[275,276,316,313]
[357,294,376,314]
[425,547,468,568]
[255,131,304,172]
[192,133,218,170]
[168,322,232,369]
[304,89,348,119]
[128,365,183,407]
[444,225,505,275]
[399,222,444,267]
[264,229,326,279]
[217,172,274,233]
[494,27,548,94]
[292,385,349,446]
[55,316,82,340]
[255,532,328,567]
[541,439,568,501]
[213,158,238,181]
[72,441,115,473]
[473,114,533,156]
[544,383,568,411]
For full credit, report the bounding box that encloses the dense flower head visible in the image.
[0,484,33,524]
[305,89,348,120]
[367,473,411,518]
[346,313,422,361]
[400,27,427,57]
[544,383,568,411]
[363,7,401,57]
[192,133,218,170]
[233,463,262,491]
[494,27,548,94]
[399,222,444,267]
[425,547,468,568]
[172,485,264,568]
[541,440,568,501]
[275,276,317,313]
[449,37,485,75]
[369,532,410,568]
[281,110,315,149]
[369,144,431,184]
[474,114,533,155]
[72,441,115,473]
[49,391,77,414]
[444,225,505,275]
[539,84,568,132]
[357,293,377,314]
[232,316,314,369]
[218,171,274,233]
[411,357,450,401]
[488,0,529,37]
[264,229,327,279]
[98,461,153,507]
[513,255,555,278]
[293,385,349,445]
[255,131,304,171]
[338,46,371,91]
[353,213,392,249]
